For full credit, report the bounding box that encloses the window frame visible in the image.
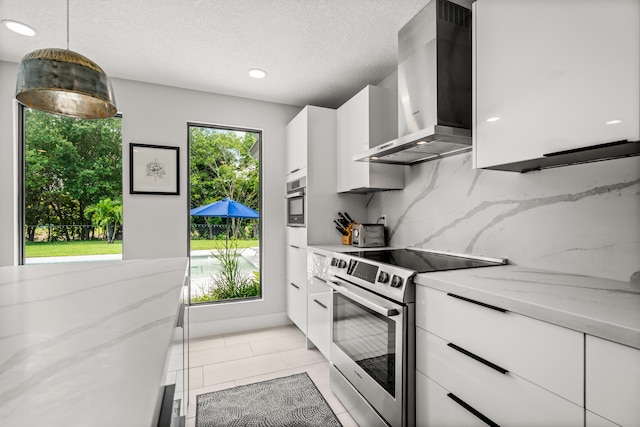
[187,122,263,306]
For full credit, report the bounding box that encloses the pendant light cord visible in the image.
[66,0,69,50]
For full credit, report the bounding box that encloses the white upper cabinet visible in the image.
[336,85,405,192]
[286,108,308,175]
[473,0,640,171]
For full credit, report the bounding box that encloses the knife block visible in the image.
[341,223,354,245]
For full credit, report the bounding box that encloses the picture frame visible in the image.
[130,143,180,195]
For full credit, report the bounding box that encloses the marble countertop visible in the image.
[307,244,397,255]
[414,265,640,349]
[0,258,188,427]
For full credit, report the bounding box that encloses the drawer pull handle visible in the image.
[290,282,300,289]
[447,293,507,313]
[447,342,509,375]
[447,393,500,427]
[313,299,328,309]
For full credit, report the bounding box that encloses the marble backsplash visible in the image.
[365,153,640,283]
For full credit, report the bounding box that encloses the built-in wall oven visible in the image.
[328,248,506,427]
[285,176,306,227]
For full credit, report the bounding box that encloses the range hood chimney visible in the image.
[354,0,472,165]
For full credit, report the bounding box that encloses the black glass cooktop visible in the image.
[344,249,505,273]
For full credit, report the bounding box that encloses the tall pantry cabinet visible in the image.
[284,106,365,335]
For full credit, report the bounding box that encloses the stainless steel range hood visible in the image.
[355,0,473,165]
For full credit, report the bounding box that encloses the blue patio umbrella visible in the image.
[190,198,259,241]
[190,197,259,219]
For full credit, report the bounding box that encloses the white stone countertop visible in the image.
[414,265,640,349]
[307,244,397,256]
[0,258,189,427]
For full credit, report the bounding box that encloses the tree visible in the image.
[189,127,260,238]
[85,198,123,243]
[24,109,122,241]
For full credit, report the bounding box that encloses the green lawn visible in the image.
[26,240,123,258]
[25,239,258,258]
[190,239,258,250]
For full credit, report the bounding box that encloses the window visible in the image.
[188,124,261,304]
[20,106,123,264]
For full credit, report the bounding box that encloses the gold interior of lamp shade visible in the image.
[15,48,117,119]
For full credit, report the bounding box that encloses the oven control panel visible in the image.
[330,254,414,303]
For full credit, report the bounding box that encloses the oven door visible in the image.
[328,276,405,427]
[285,190,305,227]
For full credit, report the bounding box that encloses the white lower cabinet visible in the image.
[285,244,307,332]
[307,289,331,359]
[416,286,584,405]
[416,328,583,426]
[416,285,585,426]
[416,370,486,427]
[586,411,619,427]
[586,335,640,427]
[286,279,306,332]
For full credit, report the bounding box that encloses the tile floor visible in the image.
[185,324,358,427]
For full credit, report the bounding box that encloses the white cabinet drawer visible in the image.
[586,335,640,427]
[308,275,330,295]
[586,411,619,427]
[417,327,583,426]
[307,292,331,360]
[286,226,306,248]
[416,370,486,427]
[286,280,306,332]
[416,286,584,405]
[286,244,307,287]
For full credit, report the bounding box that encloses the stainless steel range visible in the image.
[328,248,506,427]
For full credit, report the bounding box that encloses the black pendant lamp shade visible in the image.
[15,47,117,119]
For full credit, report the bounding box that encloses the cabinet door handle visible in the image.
[543,139,630,157]
[313,275,327,282]
[447,293,507,313]
[447,342,509,375]
[447,393,500,427]
[289,244,300,249]
[313,299,327,309]
[289,168,301,174]
[289,282,300,289]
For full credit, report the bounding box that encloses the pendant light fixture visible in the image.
[15,0,117,119]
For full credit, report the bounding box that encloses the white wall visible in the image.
[0,60,302,336]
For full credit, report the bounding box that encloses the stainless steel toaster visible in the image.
[351,223,385,248]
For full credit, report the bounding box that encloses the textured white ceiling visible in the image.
[0,0,430,108]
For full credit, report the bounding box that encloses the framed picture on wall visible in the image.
[130,143,180,195]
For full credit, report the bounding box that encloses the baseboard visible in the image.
[188,311,291,338]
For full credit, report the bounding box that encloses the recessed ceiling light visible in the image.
[2,19,36,36]
[248,68,267,79]
[605,119,622,125]
[486,116,500,122]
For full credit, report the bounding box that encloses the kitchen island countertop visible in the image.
[0,258,188,427]
[415,265,640,349]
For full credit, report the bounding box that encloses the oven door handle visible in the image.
[328,278,400,317]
